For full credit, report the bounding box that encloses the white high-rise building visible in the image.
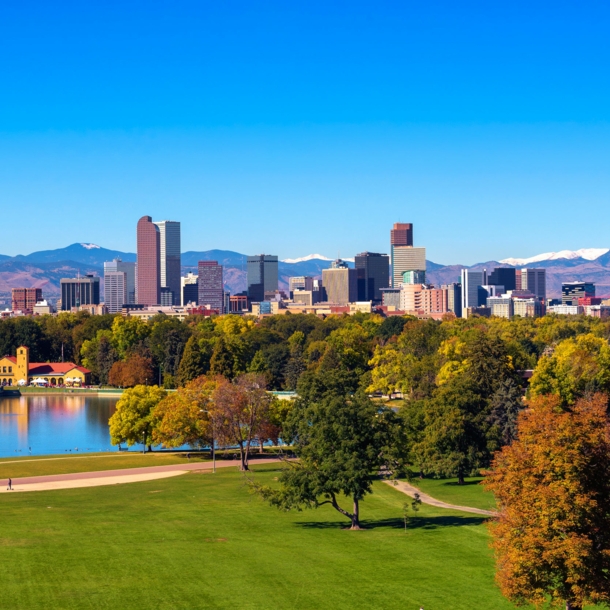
[104,258,136,313]
[460,269,487,317]
[391,246,426,288]
[154,220,181,305]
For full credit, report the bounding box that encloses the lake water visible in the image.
[0,395,120,458]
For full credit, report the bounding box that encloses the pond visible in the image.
[0,395,120,458]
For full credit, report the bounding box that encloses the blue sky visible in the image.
[1,1,609,264]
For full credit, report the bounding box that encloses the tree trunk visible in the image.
[259,438,264,454]
[147,444,152,452]
[239,443,248,471]
[457,467,465,485]
[350,497,361,530]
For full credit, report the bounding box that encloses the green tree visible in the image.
[487,378,523,448]
[416,375,489,484]
[148,316,192,379]
[210,336,234,378]
[257,391,406,529]
[109,385,166,450]
[111,316,151,360]
[177,336,210,386]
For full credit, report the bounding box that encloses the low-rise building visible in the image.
[0,346,91,387]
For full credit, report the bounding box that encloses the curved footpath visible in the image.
[1,460,497,517]
[384,479,497,517]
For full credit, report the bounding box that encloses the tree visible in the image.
[148,316,192,380]
[110,316,151,360]
[211,373,272,470]
[416,375,489,484]
[529,333,610,405]
[108,353,154,387]
[487,378,523,448]
[109,385,166,450]
[256,391,406,529]
[209,336,234,378]
[484,393,610,610]
[177,336,210,386]
[153,376,221,449]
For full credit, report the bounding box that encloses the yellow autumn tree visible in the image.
[484,393,610,609]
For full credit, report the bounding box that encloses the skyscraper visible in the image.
[136,216,161,306]
[198,261,225,313]
[520,268,546,301]
[181,273,199,306]
[104,272,127,314]
[11,288,43,314]
[391,223,413,247]
[391,246,426,288]
[322,259,358,304]
[488,268,516,292]
[154,220,181,305]
[60,275,100,310]
[355,252,389,302]
[460,269,487,317]
[104,258,136,312]
[390,222,416,287]
[247,255,279,302]
[562,282,595,306]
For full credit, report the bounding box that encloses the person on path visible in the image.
[7,478,12,490]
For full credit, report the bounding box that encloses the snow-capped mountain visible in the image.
[281,254,333,264]
[500,248,610,266]
[80,243,101,250]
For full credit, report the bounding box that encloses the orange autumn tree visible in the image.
[484,393,610,610]
[152,375,224,449]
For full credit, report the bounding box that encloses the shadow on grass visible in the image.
[438,480,482,487]
[297,515,487,530]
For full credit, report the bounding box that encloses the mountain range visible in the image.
[1,244,610,300]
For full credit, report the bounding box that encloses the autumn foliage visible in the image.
[484,393,610,609]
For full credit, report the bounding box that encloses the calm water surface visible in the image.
[0,395,120,457]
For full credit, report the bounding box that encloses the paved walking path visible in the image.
[1,459,496,517]
[0,458,283,494]
[384,479,497,517]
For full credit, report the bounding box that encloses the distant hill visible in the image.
[2,245,610,299]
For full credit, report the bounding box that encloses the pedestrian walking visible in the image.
[7,478,12,491]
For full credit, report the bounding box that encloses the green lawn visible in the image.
[409,475,496,511]
[0,452,209,479]
[0,464,522,610]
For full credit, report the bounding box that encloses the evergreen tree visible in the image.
[488,378,523,448]
[210,336,234,378]
[97,334,118,385]
[177,336,208,386]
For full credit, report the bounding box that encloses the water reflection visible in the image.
[0,395,119,457]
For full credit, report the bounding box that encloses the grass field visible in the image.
[0,463,523,610]
[409,475,497,511]
[0,452,210,479]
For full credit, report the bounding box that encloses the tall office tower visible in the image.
[391,246,426,288]
[289,276,315,295]
[355,252,390,302]
[442,283,462,318]
[247,255,279,302]
[181,272,199,305]
[104,272,127,314]
[562,281,595,306]
[136,216,161,306]
[198,261,225,313]
[390,222,414,287]
[391,223,413,247]
[11,288,43,314]
[104,259,136,306]
[460,269,487,317]
[321,259,358,305]
[60,275,101,310]
[154,220,181,305]
[488,268,516,292]
[520,268,546,301]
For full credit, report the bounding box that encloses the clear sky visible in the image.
[1,1,609,265]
